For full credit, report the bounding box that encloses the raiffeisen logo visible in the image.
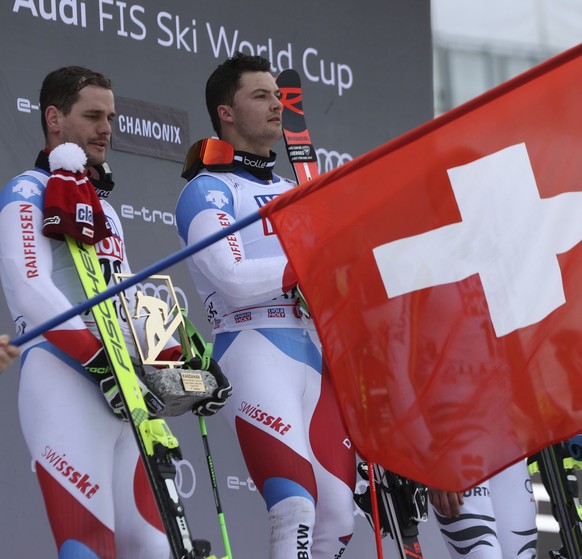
[120,204,176,227]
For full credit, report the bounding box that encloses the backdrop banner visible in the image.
[0,1,433,557]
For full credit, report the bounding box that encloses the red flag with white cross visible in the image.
[261,44,582,491]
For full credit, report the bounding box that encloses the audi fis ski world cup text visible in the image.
[12,0,353,95]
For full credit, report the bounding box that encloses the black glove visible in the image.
[83,346,111,376]
[84,347,165,420]
[84,348,126,419]
[185,356,232,416]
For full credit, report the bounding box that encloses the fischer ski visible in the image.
[277,68,429,559]
[528,443,582,559]
[66,236,211,559]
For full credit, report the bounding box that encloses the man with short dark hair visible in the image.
[176,52,356,559]
[0,65,230,558]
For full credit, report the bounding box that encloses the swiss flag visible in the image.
[261,44,582,491]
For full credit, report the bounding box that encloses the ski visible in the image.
[276,68,319,183]
[354,463,427,559]
[528,443,582,559]
[66,235,211,559]
[277,68,428,559]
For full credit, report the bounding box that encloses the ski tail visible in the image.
[528,443,582,559]
[354,462,428,559]
[276,68,319,183]
[66,236,210,559]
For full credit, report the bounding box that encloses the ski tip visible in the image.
[276,68,301,88]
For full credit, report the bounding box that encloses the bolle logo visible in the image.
[316,148,353,173]
[243,156,267,168]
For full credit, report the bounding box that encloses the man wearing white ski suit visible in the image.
[176,52,356,559]
[0,66,228,559]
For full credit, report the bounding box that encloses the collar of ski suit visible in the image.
[232,150,277,181]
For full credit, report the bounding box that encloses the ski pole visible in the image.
[178,311,233,559]
[199,416,233,559]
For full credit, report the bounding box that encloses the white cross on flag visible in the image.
[261,44,582,490]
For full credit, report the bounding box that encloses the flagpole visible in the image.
[11,210,262,347]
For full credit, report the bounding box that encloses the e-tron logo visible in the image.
[17,98,40,113]
[316,148,353,173]
[120,203,176,227]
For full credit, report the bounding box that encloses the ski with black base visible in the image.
[276,68,428,559]
[354,463,427,559]
[528,443,582,559]
[66,236,211,559]
[276,68,319,183]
